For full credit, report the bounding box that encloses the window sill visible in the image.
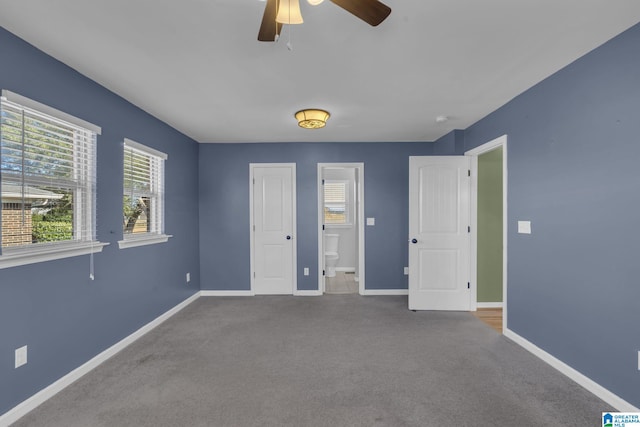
[0,241,109,270]
[118,234,172,249]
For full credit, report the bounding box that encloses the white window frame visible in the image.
[0,90,108,269]
[118,138,171,249]
[324,179,352,227]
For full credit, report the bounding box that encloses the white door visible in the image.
[408,156,470,310]
[251,164,296,295]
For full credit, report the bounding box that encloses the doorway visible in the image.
[250,163,297,295]
[466,135,508,332]
[317,163,365,295]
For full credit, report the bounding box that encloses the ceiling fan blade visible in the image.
[330,0,391,26]
[258,0,283,42]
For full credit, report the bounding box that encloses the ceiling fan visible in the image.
[258,0,391,42]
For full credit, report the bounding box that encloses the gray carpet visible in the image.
[13,296,609,426]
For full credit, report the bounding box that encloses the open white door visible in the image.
[251,164,296,295]
[408,156,471,310]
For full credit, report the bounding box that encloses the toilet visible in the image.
[324,234,340,278]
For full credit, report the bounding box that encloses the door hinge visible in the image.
[468,169,471,177]
[253,272,256,278]
[467,226,471,233]
[253,225,255,231]
[467,282,470,289]
[323,270,325,276]
[253,178,255,185]
[322,224,325,231]
[322,179,325,185]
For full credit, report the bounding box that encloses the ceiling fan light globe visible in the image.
[307,0,325,5]
[276,0,304,24]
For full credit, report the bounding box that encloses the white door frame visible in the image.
[249,163,297,295]
[317,163,365,295]
[465,135,508,331]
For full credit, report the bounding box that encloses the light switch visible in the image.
[518,220,531,234]
[366,217,375,226]
[303,268,309,276]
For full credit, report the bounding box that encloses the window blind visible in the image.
[123,139,166,238]
[324,181,346,204]
[1,96,98,249]
[324,181,348,224]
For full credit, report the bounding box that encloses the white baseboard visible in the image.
[200,290,254,297]
[293,290,322,296]
[504,328,639,412]
[361,289,409,296]
[476,302,503,308]
[200,290,321,297]
[0,292,201,426]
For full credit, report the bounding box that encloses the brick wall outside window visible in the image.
[1,203,33,247]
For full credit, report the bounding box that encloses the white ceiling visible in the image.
[1,1,639,143]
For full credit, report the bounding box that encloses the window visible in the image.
[324,180,351,225]
[0,90,106,268]
[118,138,170,249]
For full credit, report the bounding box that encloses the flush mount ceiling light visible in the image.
[295,109,330,129]
[307,0,325,5]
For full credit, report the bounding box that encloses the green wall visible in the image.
[477,147,503,303]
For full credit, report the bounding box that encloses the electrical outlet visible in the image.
[186,272,191,283]
[15,345,27,369]
[404,267,409,275]
[303,268,309,276]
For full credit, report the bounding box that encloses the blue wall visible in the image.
[0,27,201,415]
[433,129,465,155]
[198,142,433,291]
[456,23,640,407]
[3,17,640,417]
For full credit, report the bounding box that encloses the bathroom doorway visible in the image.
[317,163,365,295]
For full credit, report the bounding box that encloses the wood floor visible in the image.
[472,307,503,333]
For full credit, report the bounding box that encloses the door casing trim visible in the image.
[465,135,508,331]
[317,163,365,295]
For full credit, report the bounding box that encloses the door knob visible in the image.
[411,238,418,244]
[286,235,292,240]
